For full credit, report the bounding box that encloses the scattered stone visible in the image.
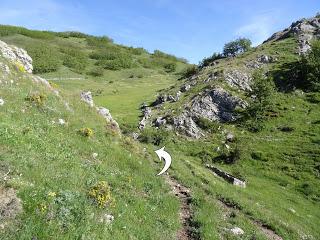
[97,107,119,129]
[180,84,191,92]
[80,91,94,107]
[0,62,10,75]
[230,227,244,235]
[58,119,66,125]
[92,153,98,159]
[175,91,181,102]
[131,132,140,140]
[99,213,114,224]
[206,164,246,188]
[154,117,167,127]
[226,132,235,142]
[0,98,4,106]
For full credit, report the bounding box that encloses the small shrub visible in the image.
[88,181,115,208]
[199,52,224,68]
[15,62,26,72]
[164,62,177,73]
[138,128,169,146]
[195,117,220,133]
[87,67,104,77]
[214,146,241,164]
[181,65,198,78]
[26,93,47,106]
[78,127,94,137]
[251,151,268,162]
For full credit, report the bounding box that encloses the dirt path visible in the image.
[218,198,283,240]
[165,175,200,240]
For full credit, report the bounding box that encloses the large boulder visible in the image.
[189,87,247,122]
[172,112,202,138]
[0,40,33,73]
[224,70,252,91]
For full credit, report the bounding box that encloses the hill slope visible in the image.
[0,16,320,240]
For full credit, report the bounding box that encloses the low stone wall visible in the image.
[205,164,246,188]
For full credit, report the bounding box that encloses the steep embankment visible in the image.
[0,40,183,239]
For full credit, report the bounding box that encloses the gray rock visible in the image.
[224,70,252,91]
[226,132,235,142]
[154,117,167,127]
[180,84,191,92]
[142,107,152,118]
[99,213,114,224]
[0,40,33,73]
[265,16,320,54]
[0,98,4,106]
[154,94,167,105]
[97,107,119,128]
[230,227,244,235]
[172,112,202,138]
[189,87,247,122]
[80,91,94,107]
[139,117,147,130]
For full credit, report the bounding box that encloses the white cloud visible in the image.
[235,14,278,46]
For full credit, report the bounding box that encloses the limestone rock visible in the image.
[172,112,202,139]
[265,15,320,54]
[189,87,247,122]
[224,70,252,91]
[230,227,244,235]
[0,40,33,73]
[80,91,94,107]
[180,84,191,92]
[154,117,167,127]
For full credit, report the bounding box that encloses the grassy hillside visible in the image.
[0,25,189,128]
[0,54,183,239]
[139,35,320,239]
[1,22,319,240]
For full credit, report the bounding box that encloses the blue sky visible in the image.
[0,0,319,63]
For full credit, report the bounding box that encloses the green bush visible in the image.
[242,71,276,131]
[301,40,320,91]
[138,128,169,146]
[61,48,88,72]
[223,38,252,57]
[164,62,177,73]
[26,44,60,73]
[195,117,220,133]
[90,50,117,60]
[100,54,134,70]
[181,65,198,78]
[86,36,113,48]
[199,52,224,68]
[87,67,104,77]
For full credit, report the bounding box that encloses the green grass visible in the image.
[0,57,181,239]
[1,24,319,240]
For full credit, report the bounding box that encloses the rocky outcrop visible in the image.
[224,70,252,91]
[80,91,120,129]
[265,16,320,54]
[172,112,203,138]
[0,40,33,73]
[189,87,247,122]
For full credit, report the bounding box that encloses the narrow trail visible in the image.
[218,198,283,240]
[164,175,199,240]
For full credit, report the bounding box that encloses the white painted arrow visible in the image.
[155,147,172,176]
